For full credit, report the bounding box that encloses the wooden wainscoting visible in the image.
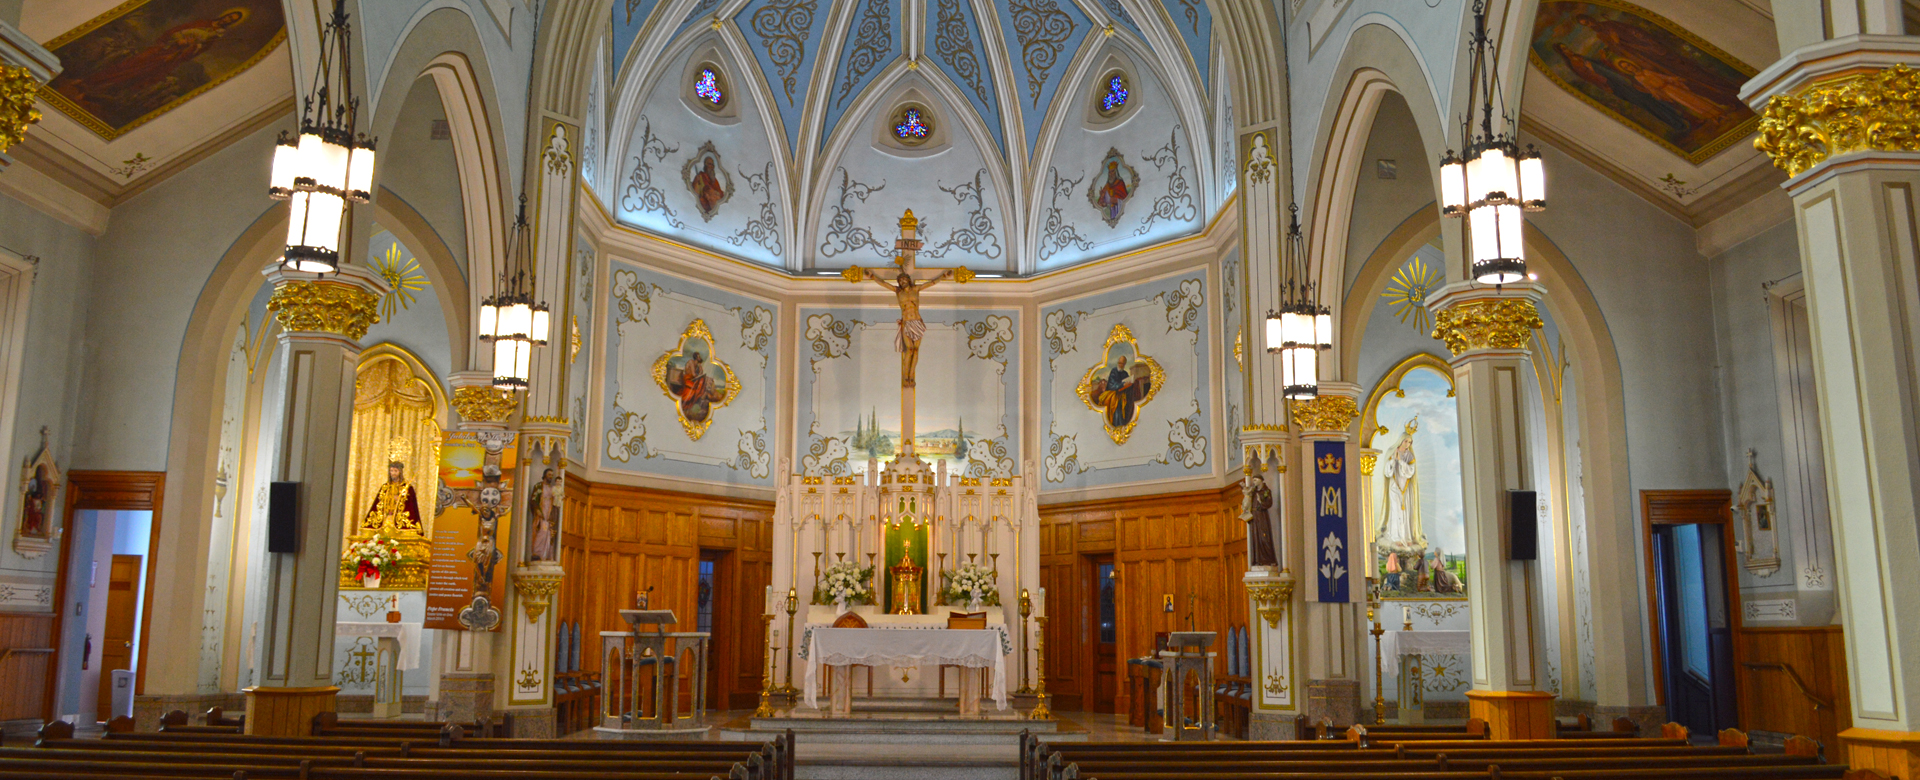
[1040,484,1246,714]
[0,612,56,721]
[1737,625,1849,752]
[557,476,772,710]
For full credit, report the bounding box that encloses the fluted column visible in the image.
[1428,283,1552,739]
[246,266,386,735]
[1747,45,1920,775]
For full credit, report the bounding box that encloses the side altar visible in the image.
[761,212,1046,716]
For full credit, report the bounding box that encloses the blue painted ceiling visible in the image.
[605,0,1225,275]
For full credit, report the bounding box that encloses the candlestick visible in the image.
[779,587,800,696]
[753,613,777,718]
[1016,588,1034,695]
[1029,615,1052,720]
[989,552,999,577]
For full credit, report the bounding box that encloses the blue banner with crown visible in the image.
[1314,440,1349,602]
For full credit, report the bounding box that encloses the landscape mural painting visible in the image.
[1529,0,1756,163]
[42,0,287,139]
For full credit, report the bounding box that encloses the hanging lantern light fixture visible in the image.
[266,0,375,275]
[1265,204,1330,400]
[478,195,551,390]
[1438,0,1545,286]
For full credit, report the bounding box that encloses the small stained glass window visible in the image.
[893,107,931,143]
[1099,74,1129,115]
[694,67,726,108]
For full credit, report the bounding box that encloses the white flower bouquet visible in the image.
[345,533,406,584]
[939,564,1001,607]
[811,561,875,607]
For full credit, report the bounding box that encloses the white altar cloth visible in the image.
[337,622,423,670]
[1380,629,1469,686]
[803,627,1009,710]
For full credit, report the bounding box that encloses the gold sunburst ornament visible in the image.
[372,241,428,322]
[1381,255,1438,333]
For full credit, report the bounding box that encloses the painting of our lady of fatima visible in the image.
[1368,365,1467,598]
[1076,324,1165,445]
[652,318,740,440]
[41,0,288,140]
[1528,0,1757,163]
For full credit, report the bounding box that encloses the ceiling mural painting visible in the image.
[606,0,1217,275]
[1160,0,1211,93]
[614,0,664,74]
[997,0,1092,154]
[615,38,790,268]
[925,0,1005,151]
[1528,0,1757,164]
[736,0,834,152]
[41,0,287,140]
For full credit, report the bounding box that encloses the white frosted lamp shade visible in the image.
[1439,155,1466,215]
[530,306,551,345]
[346,146,376,202]
[1314,311,1333,350]
[1518,151,1545,210]
[1265,313,1284,351]
[269,139,300,197]
[300,192,344,253]
[1467,146,1515,204]
[493,338,519,380]
[478,300,498,340]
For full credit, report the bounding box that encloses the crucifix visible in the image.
[842,209,973,456]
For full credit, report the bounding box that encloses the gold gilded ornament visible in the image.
[1248,578,1294,629]
[1290,394,1359,433]
[1756,64,1920,177]
[651,318,741,441]
[268,281,380,340]
[513,571,563,623]
[0,64,42,154]
[453,386,518,422]
[1075,324,1165,445]
[1430,298,1543,356]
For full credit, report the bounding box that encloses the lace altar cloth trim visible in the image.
[799,623,1012,658]
[802,626,1009,711]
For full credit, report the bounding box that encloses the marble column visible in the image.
[1746,43,1920,775]
[1427,282,1552,739]
[1289,385,1364,730]
[246,266,387,736]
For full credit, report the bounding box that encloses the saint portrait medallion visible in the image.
[652,318,742,440]
[1075,324,1164,445]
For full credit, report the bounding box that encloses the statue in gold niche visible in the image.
[362,460,424,534]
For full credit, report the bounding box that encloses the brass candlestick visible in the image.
[1028,614,1052,720]
[990,552,999,577]
[779,587,800,696]
[1016,588,1034,695]
[1369,599,1386,725]
[813,551,823,582]
[937,552,947,575]
[753,613,777,717]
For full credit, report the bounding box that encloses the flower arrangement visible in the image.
[345,534,406,586]
[811,561,875,607]
[939,564,1001,607]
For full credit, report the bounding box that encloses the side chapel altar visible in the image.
[761,212,1045,722]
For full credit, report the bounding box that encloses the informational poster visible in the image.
[425,431,516,631]
[1314,440,1351,602]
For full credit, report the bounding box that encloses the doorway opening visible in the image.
[697,549,728,709]
[66,509,154,723]
[1087,554,1117,713]
[1643,490,1741,738]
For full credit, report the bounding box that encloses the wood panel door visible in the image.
[98,554,141,718]
[0,613,55,721]
[1090,554,1117,713]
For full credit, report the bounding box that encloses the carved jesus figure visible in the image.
[842,210,973,389]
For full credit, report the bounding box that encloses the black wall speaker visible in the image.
[1509,489,1538,561]
[267,482,299,553]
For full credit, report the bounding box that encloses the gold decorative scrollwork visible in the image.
[651,318,742,441]
[1290,395,1359,433]
[1076,324,1165,445]
[1264,669,1289,695]
[513,571,563,623]
[453,386,518,423]
[0,64,42,154]
[1756,65,1920,178]
[1248,578,1294,629]
[1430,298,1543,357]
[268,281,380,340]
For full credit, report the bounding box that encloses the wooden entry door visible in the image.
[1090,554,1117,713]
[98,554,141,718]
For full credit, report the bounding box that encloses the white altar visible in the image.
[1381,628,1471,724]
[802,625,1011,715]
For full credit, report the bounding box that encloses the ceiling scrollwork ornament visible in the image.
[1009,0,1076,104]
[1756,65,1920,178]
[1290,395,1359,433]
[1430,299,1543,357]
[0,64,42,154]
[748,0,820,102]
[453,386,519,423]
[268,281,379,340]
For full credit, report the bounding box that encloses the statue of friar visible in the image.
[1243,467,1278,568]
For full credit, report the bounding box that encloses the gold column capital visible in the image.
[1290,395,1359,434]
[267,280,380,340]
[452,385,519,423]
[1431,298,1543,357]
[1247,577,1295,629]
[1756,64,1920,178]
[512,569,563,623]
[0,63,42,154]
